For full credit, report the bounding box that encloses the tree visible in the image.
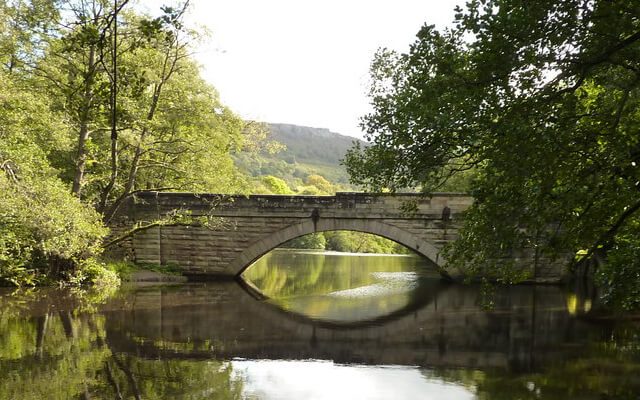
[0,0,257,285]
[344,1,640,296]
[11,1,248,214]
[0,69,107,285]
[22,0,128,198]
[282,233,326,250]
[261,175,293,194]
[30,1,247,217]
[305,174,333,194]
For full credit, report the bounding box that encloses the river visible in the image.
[1,249,639,399]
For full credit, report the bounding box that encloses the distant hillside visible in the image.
[268,123,360,166]
[235,123,363,188]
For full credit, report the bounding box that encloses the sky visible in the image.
[180,0,462,138]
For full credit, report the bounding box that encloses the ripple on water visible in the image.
[289,250,419,257]
[328,272,419,298]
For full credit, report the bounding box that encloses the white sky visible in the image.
[180,0,462,138]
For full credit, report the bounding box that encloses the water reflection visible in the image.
[0,287,244,400]
[241,249,442,324]
[232,360,475,400]
[1,249,640,398]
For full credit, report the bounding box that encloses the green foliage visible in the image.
[0,1,269,285]
[282,233,326,249]
[38,2,249,211]
[254,173,337,196]
[0,174,109,286]
[344,0,640,304]
[106,260,182,281]
[239,121,285,155]
[297,184,323,195]
[234,123,363,191]
[0,69,108,286]
[323,231,352,252]
[324,231,410,254]
[261,175,293,194]
[280,231,411,254]
[597,236,640,310]
[267,123,359,174]
[305,174,333,194]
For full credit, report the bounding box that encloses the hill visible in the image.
[235,123,363,188]
[268,123,359,166]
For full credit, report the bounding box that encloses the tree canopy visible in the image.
[344,0,640,305]
[0,0,259,285]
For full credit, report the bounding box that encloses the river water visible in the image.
[1,249,640,399]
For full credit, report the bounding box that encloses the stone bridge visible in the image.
[110,191,566,281]
[110,192,471,278]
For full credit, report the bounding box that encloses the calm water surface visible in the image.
[1,249,640,399]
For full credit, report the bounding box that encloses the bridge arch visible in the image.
[232,218,445,277]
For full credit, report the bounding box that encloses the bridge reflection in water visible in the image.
[3,247,636,399]
[104,278,598,371]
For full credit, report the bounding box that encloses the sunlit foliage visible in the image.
[282,231,411,254]
[0,0,262,285]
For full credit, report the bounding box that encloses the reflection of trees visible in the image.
[243,251,325,297]
[271,291,414,323]
[93,353,243,400]
[427,325,640,400]
[0,290,245,400]
[242,250,425,299]
[241,250,439,322]
[0,311,112,399]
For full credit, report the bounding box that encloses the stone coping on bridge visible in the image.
[128,191,473,205]
[133,191,472,197]
[125,191,474,220]
[113,191,474,223]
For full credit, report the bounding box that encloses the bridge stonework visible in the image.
[109,192,566,282]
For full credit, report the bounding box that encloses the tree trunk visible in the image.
[35,313,49,358]
[98,3,121,212]
[71,45,96,197]
[103,79,165,223]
